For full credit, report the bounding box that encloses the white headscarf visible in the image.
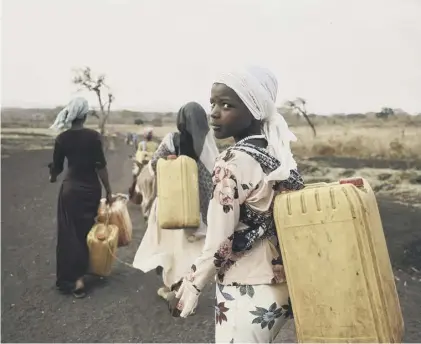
[144,127,153,136]
[214,66,298,181]
[50,97,89,131]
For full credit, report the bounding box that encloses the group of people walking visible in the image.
[48,65,304,342]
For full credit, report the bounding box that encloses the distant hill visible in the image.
[1,106,420,129]
[1,107,177,128]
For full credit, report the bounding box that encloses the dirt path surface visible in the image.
[1,141,420,343]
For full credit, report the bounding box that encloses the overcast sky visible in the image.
[2,0,421,114]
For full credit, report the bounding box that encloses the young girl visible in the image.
[172,67,304,342]
[132,102,219,300]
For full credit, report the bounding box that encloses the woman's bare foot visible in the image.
[73,278,86,299]
[75,278,84,290]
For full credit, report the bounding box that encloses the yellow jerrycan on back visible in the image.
[274,177,404,343]
[157,155,200,229]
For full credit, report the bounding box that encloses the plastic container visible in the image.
[157,155,200,229]
[87,221,119,277]
[135,150,153,165]
[274,177,404,343]
[98,194,133,247]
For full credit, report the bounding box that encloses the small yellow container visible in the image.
[87,221,119,277]
[157,155,200,229]
[274,178,404,343]
[135,150,153,164]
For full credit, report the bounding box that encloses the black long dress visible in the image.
[50,128,107,292]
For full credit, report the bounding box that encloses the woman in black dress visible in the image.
[49,97,113,298]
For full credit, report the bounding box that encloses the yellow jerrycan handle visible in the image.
[303,178,365,190]
[303,182,332,189]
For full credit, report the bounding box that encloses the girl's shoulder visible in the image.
[214,147,264,185]
[216,147,261,167]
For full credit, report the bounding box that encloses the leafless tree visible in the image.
[285,98,317,137]
[72,67,114,135]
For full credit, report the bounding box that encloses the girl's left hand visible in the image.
[173,278,200,318]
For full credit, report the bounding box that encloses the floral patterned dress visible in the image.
[180,142,304,343]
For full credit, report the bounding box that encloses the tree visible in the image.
[72,67,114,135]
[376,107,394,119]
[285,98,317,137]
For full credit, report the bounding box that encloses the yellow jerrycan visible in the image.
[157,155,200,229]
[87,219,119,277]
[135,150,153,164]
[97,194,133,247]
[274,177,404,343]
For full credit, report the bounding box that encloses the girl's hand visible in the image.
[49,175,57,183]
[171,278,200,318]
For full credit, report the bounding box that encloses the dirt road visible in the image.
[1,142,420,342]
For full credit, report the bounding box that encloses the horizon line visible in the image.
[2,106,420,117]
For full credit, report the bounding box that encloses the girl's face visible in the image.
[210,83,254,140]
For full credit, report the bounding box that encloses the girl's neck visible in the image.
[233,123,262,143]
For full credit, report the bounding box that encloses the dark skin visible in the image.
[210,83,267,148]
[49,116,114,205]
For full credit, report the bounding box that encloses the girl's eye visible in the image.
[223,103,231,109]
[210,103,215,109]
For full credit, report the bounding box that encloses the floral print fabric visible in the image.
[179,142,303,342]
[215,283,292,343]
[186,143,304,291]
[212,164,239,213]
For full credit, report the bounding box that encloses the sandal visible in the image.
[73,288,86,299]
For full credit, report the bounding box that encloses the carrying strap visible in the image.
[108,246,135,269]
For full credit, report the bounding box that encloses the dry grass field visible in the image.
[292,125,421,160]
[3,124,420,161]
